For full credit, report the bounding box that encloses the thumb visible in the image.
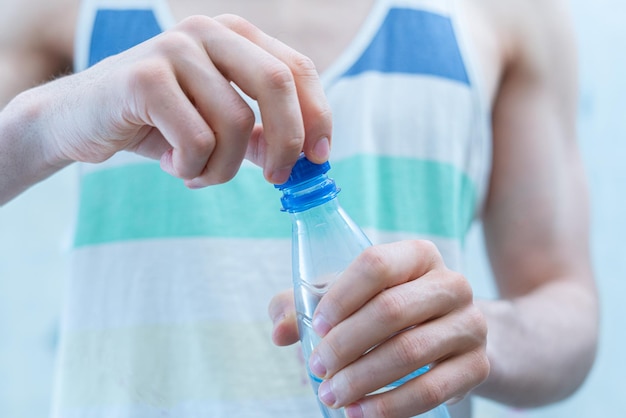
[268,289,300,346]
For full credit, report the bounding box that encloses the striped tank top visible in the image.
[52,0,492,417]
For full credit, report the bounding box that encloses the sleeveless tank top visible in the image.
[52,1,492,417]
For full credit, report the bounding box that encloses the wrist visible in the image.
[0,88,73,204]
[17,87,74,169]
[471,298,520,404]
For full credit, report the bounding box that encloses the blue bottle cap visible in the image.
[275,153,339,212]
[275,153,331,190]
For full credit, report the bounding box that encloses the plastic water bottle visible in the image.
[276,154,450,418]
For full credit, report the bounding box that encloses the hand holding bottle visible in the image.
[1,14,332,204]
[270,239,490,418]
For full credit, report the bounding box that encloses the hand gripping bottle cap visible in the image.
[275,153,339,212]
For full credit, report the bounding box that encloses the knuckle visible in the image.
[375,291,406,324]
[127,61,171,92]
[415,239,439,255]
[286,52,331,121]
[320,293,345,321]
[470,348,491,385]
[277,133,305,155]
[372,397,395,418]
[393,332,426,368]
[263,63,296,92]
[359,247,392,283]
[177,14,215,32]
[415,240,443,265]
[455,348,490,393]
[448,270,474,305]
[421,380,446,408]
[285,133,305,150]
[229,104,256,135]
[466,305,488,342]
[214,13,253,33]
[334,371,359,403]
[290,52,318,77]
[305,102,333,135]
[187,129,215,155]
[311,104,333,133]
[316,104,333,122]
[169,162,187,179]
[156,29,193,52]
[318,339,342,374]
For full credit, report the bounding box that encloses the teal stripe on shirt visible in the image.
[74,155,476,247]
[333,156,477,242]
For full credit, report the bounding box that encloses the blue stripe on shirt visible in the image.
[343,8,470,84]
[89,10,162,67]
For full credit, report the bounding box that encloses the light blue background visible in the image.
[1,0,624,416]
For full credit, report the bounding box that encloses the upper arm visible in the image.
[0,0,78,107]
[481,0,594,297]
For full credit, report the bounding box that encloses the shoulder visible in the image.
[473,0,577,79]
[462,0,578,125]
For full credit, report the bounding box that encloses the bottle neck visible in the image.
[278,173,340,213]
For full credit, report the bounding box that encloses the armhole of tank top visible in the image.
[321,0,388,87]
[448,0,493,221]
[153,0,176,30]
[322,0,457,87]
[74,0,95,72]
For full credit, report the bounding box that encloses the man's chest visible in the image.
[168,0,375,72]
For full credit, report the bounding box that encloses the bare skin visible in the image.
[0,0,598,417]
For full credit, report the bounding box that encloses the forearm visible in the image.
[0,88,71,205]
[473,278,598,407]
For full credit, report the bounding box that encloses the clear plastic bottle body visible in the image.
[291,200,370,418]
[277,156,450,418]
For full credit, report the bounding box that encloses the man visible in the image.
[0,0,598,417]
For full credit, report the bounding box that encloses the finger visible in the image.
[310,267,471,379]
[244,124,269,168]
[130,59,216,180]
[126,126,172,160]
[164,37,256,186]
[213,14,333,180]
[268,290,300,346]
[312,241,444,337]
[316,305,486,407]
[344,349,490,418]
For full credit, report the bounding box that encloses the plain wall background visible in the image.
[1,0,624,416]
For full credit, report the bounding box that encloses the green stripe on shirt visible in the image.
[74,155,476,247]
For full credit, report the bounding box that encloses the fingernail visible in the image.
[446,395,465,405]
[160,151,176,177]
[270,312,285,328]
[345,403,364,418]
[313,136,330,161]
[309,352,327,378]
[312,314,332,337]
[185,178,205,189]
[270,166,292,184]
[318,380,336,407]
